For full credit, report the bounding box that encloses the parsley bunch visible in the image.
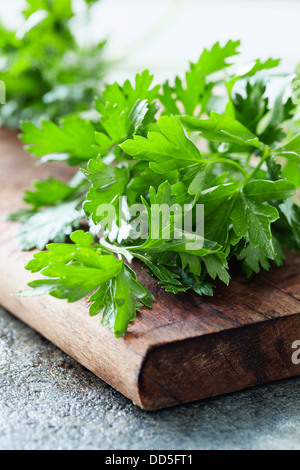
[15,40,300,337]
[0,0,107,128]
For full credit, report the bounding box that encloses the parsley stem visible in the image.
[243,146,271,184]
[99,238,133,263]
[207,157,248,177]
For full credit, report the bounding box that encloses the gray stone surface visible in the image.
[1,306,300,450]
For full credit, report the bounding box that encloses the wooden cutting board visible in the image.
[1,127,300,410]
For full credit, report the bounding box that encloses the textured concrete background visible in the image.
[1,306,300,450]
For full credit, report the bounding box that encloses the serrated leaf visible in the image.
[192,40,241,76]
[203,253,230,285]
[82,157,129,224]
[237,243,271,277]
[20,116,100,164]
[181,112,260,148]
[90,264,154,337]
[120,115,202,174]
[94,70,160,152]
[243,179,296,202]
[16,200,83,250]
[231,195,279,258]
[23,173,86,209]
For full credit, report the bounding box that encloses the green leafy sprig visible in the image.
[14,40,300,337]
[0,0,108,128]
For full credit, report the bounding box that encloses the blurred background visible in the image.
[1,0,300,84]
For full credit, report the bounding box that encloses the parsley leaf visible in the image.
[15,39,300,337]
[0,0,108,128]
[20,116,100,165]
[82,157,130,224]
[15,200,83,250]
[17,231,153,337]
[181,112,260,148]
[120,115,202,173]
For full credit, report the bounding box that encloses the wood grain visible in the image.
[1,128,300,410]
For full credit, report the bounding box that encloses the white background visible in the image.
[1,0,300,82]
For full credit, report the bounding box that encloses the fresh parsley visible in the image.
[0,0,108,128]
[14,40,300,337]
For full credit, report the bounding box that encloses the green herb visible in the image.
[0,0,108,128]
[15,40,300,337]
